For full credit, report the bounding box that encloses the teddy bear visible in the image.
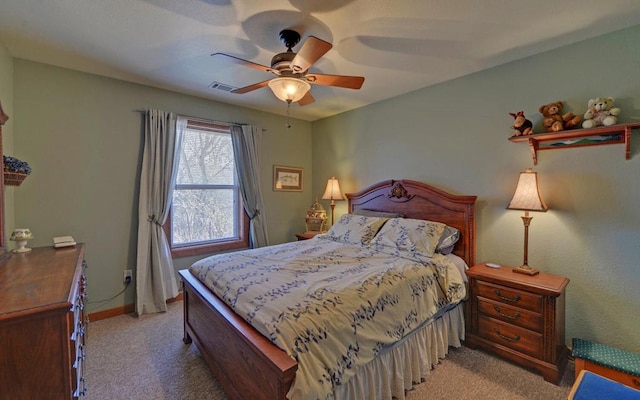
[582,97,621,128]
[539,101,582,132]
[509,111,533,136]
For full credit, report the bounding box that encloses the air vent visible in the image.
[209,81,236,92]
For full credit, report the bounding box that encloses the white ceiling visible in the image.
[1,0,640,121]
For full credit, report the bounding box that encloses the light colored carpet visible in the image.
[85,301,574,399]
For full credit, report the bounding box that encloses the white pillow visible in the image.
[370,217,446,258]
[323,214,389,245]
[436,225,461,255]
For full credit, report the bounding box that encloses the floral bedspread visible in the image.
[189,236,466,400]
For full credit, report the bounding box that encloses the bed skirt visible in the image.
[332,303,465,400]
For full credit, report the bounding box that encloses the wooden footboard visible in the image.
[179,269,297,400]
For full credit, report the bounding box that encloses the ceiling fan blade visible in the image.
[231,79,271,94]
[305,73,364,89]
[291,36,332,73]
[212,53,273,73]
[298,91,315,106]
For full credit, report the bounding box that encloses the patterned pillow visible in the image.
[370,218,446,258]
[323,214,389,245]
[436,226,461,255]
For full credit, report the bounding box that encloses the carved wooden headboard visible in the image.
[346,179,477,266]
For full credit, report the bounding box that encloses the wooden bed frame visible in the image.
[179,179,476,400]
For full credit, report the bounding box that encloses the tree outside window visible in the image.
[166,119,248,258]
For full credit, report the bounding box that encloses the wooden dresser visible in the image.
[465,263,569,384]
[0,244,87,399]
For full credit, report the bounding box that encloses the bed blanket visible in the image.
[189,237,466,400]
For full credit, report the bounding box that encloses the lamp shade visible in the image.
[267,77,311,103]
[321,177,344,201]
[507,168,548,212]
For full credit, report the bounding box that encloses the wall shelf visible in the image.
[508,122,640,165]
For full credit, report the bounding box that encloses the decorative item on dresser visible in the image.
[304,199,327,233]
[9,227,34,253]
[0,244,88,399]
[465,263,569,385]
[507,168,548,276]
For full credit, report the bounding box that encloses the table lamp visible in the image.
[321,177,344,226]
[507,168,548,275]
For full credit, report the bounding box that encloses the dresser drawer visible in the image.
[477,281,542,312]
[478,316,543,359]
[478,298,543,332]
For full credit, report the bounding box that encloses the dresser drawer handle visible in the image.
[494,289,520,303]
[74,377,87,397]
[77,344,86,361]
[493,306,520,320]
[493,327,521,342]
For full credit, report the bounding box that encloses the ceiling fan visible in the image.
[212,29,365,106]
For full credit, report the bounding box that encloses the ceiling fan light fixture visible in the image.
[268,77,311,103]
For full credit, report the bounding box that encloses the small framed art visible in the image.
[273,165,303,191]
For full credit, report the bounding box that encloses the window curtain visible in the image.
[231,124,269,248]
[135,110,185,315]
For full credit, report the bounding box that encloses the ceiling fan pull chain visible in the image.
[285,100,292,128]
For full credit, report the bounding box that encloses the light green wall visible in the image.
[12,60,312,313]
[0,41,15,245]
[312,25,640,353]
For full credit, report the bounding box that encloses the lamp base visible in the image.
[512,265,540,276]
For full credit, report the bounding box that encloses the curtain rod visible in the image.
[134,109,266,131]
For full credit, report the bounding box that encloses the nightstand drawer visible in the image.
[477,281,542,313]
[478,316,543,359]
[478,298,543,332]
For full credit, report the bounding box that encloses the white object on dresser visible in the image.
[53,235,77,248]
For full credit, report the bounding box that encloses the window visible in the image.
[165,119,249,258]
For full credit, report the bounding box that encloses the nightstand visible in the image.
[295,232,322,241]
[465,263,570,384]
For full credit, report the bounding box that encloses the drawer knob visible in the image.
[493,305,520,320]
[493,327,521,342]
[494,289,521,303]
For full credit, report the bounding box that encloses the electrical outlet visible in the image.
[124,269,133,284]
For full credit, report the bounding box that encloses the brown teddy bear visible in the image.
[538,101,581,132]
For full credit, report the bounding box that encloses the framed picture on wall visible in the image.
[273,165,303,191]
